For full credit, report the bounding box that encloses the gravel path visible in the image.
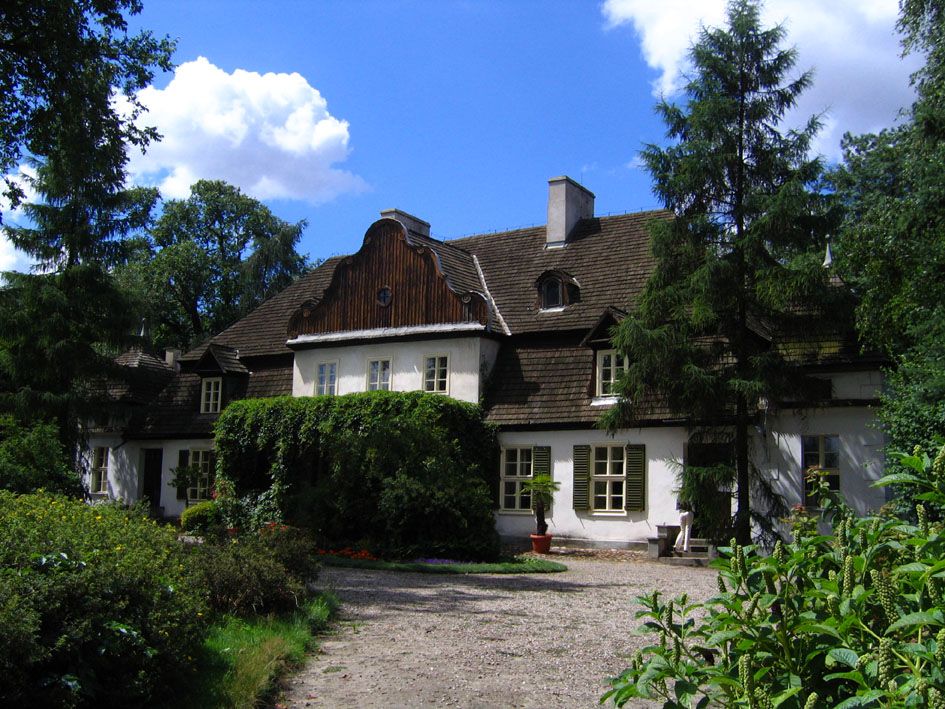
[283,552,718,709]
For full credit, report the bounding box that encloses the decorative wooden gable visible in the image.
[288,218,490,338]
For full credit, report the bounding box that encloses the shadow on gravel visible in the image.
[314,565,646,620]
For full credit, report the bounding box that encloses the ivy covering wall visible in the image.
[214,391,500,560]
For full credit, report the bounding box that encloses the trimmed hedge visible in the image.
[215,391,500,560]
[0,492,206,707]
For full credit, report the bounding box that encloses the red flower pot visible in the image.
[530,534,553,554]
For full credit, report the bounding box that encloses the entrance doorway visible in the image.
[142,448,164,517]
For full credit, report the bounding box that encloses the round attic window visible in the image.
[377,286,393,307]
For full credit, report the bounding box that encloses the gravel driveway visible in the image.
[283,552,718,708]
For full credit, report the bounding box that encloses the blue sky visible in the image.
[1,1,920,268]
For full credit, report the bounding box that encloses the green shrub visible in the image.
[0,416,81,495]
[603,448,945,707]
[180,500,223,537]
[255,522,321,582]
[0,492,207,707]
[214,391,500,560]
[193,538,307,617]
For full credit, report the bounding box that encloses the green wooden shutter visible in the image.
[532,446,551,510]
[573,445,590,511]
[176,449,189,501]
[625,444,646,512]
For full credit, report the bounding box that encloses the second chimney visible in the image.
[546,176,594,248]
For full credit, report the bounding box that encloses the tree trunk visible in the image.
[734,393,751,544]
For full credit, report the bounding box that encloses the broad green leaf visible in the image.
[886,610,944,632]
[827,648,860,669]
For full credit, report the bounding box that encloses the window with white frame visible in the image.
[423,355,449,393]
[188,449,214,502]
[90,446,109,495]
[500,447,533,511]
[368,358,391,391]
[200,377,222,413]
[803,434,840,503]
[316,361,337,396]
[592,445,625,511]
[596,350,626,396]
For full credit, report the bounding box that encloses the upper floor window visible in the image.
[803,434,840,504]
[200,377,222,413]
[423,355,449,393]
[368,358,391,391]
[596,350,626,396]
[536,270,579,311]
[317,361,337,396]
[90,446,109,495]
[541,279,563,309]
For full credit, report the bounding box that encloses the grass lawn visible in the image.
[170,592,338,708]
[320,555,567,574]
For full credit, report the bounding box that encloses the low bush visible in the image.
[603,446,945,708]
[180,500,223,538]
[0,492,206,707]
[255,522,321,582]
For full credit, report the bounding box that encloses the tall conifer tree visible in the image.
[604,0,843,543]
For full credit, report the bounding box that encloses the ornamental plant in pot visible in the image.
[522,473,560,554]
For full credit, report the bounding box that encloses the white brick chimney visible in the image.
[379,208,431,237]
[546,176,594,248]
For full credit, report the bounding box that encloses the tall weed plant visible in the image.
[604,446,945,708]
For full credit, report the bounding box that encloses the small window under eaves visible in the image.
[541,278,563,309]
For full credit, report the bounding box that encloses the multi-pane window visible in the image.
[596,350,626,396]
[423,355,449,393]
[368,358,391,391]
[592,445,625,511]
[200,377,222,413]
[90,446,109,495]
[188,450,213,502]
[501,447,533,511]
[803,434,840,503]
[316,361,337,396]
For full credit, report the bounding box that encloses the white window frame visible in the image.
[596,350,626,397]
[367,358,392,391]
[316,360,338,396]
[90,446,109,495]
[200,377,222,413]
[423,354,449,394]
[500,447,533,512]
[802,434,840,504]
[188,449,213,502]
[591,444,625,512]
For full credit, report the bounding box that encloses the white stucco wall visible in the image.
[293,336,497,403]
[494,403,885,546]
[84,436,214,518]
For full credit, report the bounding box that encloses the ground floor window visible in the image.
[91,446,109,495]
[592,445,625,511]
[423,354,449,393]
[803,434,840,504]
[500,447,533,511]
[317,361,337,395]
[188,449,214,502]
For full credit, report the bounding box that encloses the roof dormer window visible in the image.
[541,278,563,309]
[536,270,580,311]
[200,377,222,413]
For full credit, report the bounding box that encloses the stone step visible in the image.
[658,556,712,568]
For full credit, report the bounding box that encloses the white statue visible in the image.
[674,502,694,553]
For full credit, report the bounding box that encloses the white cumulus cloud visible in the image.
[0,165,39,273]
[603,0,921,159]
[124,57,367,203]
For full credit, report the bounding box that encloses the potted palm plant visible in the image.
[522,473,560,554]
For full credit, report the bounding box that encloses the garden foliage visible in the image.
[0,492,206,707]
[0,416,82,495]
[214,391,500,560]
[603,447,945,708]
